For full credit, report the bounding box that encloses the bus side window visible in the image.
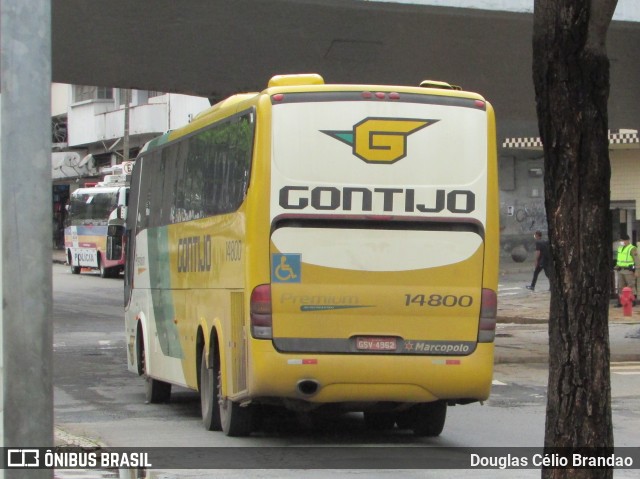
[160,143,179,226]
[172,141,188,224]
[229,114,254,206]
[136,154,156,232]
[149,152,165,228]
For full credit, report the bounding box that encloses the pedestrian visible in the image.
[614,233,639,306]
[526,230,550,292]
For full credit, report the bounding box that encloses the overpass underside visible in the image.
[50,0,640,137]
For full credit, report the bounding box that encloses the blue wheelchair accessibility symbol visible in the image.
[272,254,301,283]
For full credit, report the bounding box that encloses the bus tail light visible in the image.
[478,288,497,343]
[250,284,272,339]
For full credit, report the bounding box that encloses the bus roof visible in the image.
[138,74,487,155]
[262,79,483,101]
[72,186,125,196]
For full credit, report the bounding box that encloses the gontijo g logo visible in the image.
[322,118,438,164]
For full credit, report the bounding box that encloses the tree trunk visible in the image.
[532,1,617,478]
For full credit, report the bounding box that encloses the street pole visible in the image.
[123,89,131,162]
[1,2,53,478]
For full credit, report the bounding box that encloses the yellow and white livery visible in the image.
[125,74,499,437]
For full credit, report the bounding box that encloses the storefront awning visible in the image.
[502,129,639,150]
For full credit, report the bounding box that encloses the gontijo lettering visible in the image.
[279,186,475,213]
[177,235,212,272]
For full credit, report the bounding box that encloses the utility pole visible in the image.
[1,4,54,479]
[123,89,131,162]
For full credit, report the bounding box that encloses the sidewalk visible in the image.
[495,289,640,363]
[497,255,640,363]
[53,248,67,264]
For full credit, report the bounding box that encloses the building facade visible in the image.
[500,130,640,263]
[50,84,209,248]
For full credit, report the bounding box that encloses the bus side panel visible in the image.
[128,213,248,391]
[125,228,189,386]
[126,100,257,395]
[167,213,247,392]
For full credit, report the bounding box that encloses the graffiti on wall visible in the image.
[514,201,547,233]
[500,200,548,262]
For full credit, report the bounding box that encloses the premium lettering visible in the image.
[279,185,475,214]
[280,293,359,305]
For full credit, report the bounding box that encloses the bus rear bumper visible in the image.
[246,342,494,405]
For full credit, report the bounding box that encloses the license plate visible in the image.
[73,248,99,267]
[356,337,397,351]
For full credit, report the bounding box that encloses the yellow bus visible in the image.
[125,74,499,437]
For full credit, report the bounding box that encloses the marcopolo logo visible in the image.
[322,117,438,164]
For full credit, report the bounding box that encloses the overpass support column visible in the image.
[1,1,53,477]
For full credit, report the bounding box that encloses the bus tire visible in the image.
[411,401,447,437]
[68,252,80,274]
[217,362,252,437]
[99,259,109,278]
[363,411,396,431]
[395,410,413,430]
[140,337,171,403]
[200,351,222,431]
[145,376,172,404]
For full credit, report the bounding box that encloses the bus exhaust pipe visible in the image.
[297,379,320,396]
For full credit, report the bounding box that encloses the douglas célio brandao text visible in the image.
[470,452,634,469]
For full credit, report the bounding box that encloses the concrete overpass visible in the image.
[51,0,640,138]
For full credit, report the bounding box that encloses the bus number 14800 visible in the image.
[404,294,473,308]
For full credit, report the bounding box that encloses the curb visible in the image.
[55,426,105,448]
[497,316,547,324]
[495,353,640,365]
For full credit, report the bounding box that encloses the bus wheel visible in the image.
[217,364,252,437]
[68,253,80,274]
[411,401,447,437]
[200,351,222,431]
[141,343,171,403]
[99,259,110,278]
[145,376,171,404]
[363,411,396,431]
[395,409,413,430]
